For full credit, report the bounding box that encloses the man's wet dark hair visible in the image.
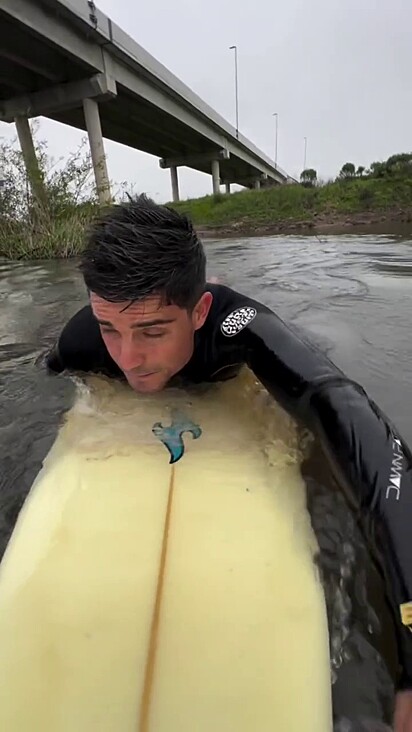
[79,194,206,309]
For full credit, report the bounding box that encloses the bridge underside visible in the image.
[47,95,272,189]
[0,3,289,200]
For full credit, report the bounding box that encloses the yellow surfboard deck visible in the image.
[0,369,332,731]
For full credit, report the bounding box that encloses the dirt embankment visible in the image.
[197,207,412,240]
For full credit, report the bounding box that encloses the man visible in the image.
[47,194,412,730]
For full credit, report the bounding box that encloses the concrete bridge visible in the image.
[0,0,294,202]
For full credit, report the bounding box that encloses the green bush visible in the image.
[0,123,99,259]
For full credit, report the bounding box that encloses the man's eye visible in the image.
[144,331,165,339]
[101,328,116,335]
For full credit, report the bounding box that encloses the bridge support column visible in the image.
[211,159,220,195]
[225,182,231,195]
[83,98,111,205]
[170,166,180,202]
[15,116,47,207]
[254,178,261,190]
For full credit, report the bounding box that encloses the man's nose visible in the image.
[117,340,146,372]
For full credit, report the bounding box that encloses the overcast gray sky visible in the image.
[1,0,411,202]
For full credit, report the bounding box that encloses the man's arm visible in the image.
[46,305,121,377]
[232,305,412,691]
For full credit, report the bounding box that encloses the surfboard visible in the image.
[0,368,332,731]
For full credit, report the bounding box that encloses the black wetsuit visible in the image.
[47,283,412,691]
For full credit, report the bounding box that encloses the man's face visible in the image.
[90,291,213,393]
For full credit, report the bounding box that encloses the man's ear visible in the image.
[192,291,213,330]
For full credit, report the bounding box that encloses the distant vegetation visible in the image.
[300,153,412,187]
[1,125,411,260]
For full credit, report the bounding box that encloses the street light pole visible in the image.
[229,45,239,139]
[303,136,307,171]
[273,113,278,166]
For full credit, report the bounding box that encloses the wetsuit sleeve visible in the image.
[239,307,412,690]
[45,305,120,377]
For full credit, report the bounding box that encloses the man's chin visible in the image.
[125,372,168,394]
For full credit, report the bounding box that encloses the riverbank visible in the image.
[195,208,412,239]
[171,176,412,240]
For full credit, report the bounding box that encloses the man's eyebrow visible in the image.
[96,318,176,329]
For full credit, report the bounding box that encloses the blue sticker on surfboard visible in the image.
[152,409,202,463]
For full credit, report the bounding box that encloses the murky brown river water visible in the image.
[1,230,411,729]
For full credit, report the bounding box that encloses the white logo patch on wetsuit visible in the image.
[220,306,257,337]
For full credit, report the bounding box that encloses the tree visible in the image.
[300,168,317,187]
[356,166,365,178]
[338,162,356,180]
[385,153,412,176]
[369,161,387,178]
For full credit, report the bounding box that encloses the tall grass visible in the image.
[171,176,412,228]
[0,202,97,259]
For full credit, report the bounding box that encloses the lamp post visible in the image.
[303,136,307,171]
[229,45,239,139]
[273,113,278,166]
